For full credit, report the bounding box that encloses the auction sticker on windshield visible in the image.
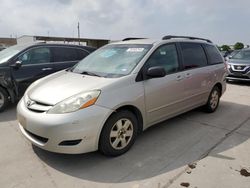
[126,48,144,52]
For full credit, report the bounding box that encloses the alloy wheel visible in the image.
[210,90,219,110]
[109,118,134,150]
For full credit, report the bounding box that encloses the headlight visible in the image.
[48,90,101,114]
[227,64,231,69]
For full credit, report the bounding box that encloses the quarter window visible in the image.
[146,44,179,74]
[76,49,89,60]
[180,43,207,69]
[19,47,51,65]
[203,44,223,64]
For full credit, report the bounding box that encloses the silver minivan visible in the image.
[17,36,227,156]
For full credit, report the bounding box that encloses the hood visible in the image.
[228,59,250,65]
[28,71,116,105]
[0,61,8,67]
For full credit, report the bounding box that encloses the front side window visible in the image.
[180,43,207,69]
[145,44,179,74]
[71,44,152,78]
[18,47,51,65]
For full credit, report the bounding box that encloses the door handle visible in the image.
[176,75,184,81]
[185,73,191,78]
[42,67,53,71]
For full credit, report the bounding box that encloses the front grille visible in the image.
[233,65,246,70]
[26,100,52,113]
[25,129,49,144]
[28,109,45,113]
[229,66,250,74]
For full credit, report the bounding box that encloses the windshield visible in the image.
[0,44,29,64]
[71,44,152,78]
[232,50,250,62]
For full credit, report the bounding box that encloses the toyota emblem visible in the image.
[27,100,35,107]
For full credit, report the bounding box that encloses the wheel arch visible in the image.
[113,105,144,134]
[97,104,144,155]
[213,82,222,97]
[0,84,15,103]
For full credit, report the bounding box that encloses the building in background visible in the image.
[17,35,109,48]
[0,37,17,48]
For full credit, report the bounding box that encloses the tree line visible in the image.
[218,42,247,51]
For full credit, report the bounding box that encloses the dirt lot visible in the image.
[0,82,250,188]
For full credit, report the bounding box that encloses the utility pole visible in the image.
[77,22,80,45]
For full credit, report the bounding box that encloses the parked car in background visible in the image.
[17,35,226,156]
[226,48,250,82]
[0,43,96,111]
[229,50,240,58]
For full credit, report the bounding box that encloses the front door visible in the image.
[143,43,187,126]
[11,46,53,97]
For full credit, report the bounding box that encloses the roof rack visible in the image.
[122,37,147,41]
[162,35,212,43]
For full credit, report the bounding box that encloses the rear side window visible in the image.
[180,43,207,70]
[76,49,89,60]
[203,44,224,64]
[53,47,78,62]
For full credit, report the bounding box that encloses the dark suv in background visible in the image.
[0,43,95,111]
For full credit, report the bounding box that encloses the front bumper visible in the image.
[226,65,250,81]
[226,73,250,81]
[226,76,250,81]
[17,98,113,154]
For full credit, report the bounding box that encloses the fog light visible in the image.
[59,139,82,146]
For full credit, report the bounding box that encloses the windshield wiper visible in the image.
[80,71,102,77]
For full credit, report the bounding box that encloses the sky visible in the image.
[1,0,250,45]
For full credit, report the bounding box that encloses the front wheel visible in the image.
[0,87,9,112]
[99,110,138,156]
[203,86,221,113]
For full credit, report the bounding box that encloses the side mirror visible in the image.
[146,66,166,78]
[228,55,232,59]
[225,57,229,61]
[10,61,22,69]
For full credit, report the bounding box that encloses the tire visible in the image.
[99,110,138,156]
[203,86,221,113]
[0,87,9,112]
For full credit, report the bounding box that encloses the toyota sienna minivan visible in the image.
[17,36,227,156]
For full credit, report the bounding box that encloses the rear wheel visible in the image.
[0,87,9,112]
[203,86,220,113]
[99,110,138,156]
